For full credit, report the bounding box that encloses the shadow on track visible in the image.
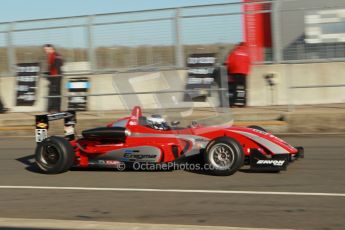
[16,154,42,173]
[15,154,174,174]
[15,154,280,175]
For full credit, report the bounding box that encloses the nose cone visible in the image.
[228,127,297,154]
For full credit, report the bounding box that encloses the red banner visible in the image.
[243,0,272,62]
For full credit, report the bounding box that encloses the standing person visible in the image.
[44,44,63,113]
[225,42,251,107]
[0,97,8,114]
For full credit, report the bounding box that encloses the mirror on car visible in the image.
[171,121,180,126]
[191,120,198,127]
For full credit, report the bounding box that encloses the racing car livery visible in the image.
[34,106,304,176]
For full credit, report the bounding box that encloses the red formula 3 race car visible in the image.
[34,106,304,176]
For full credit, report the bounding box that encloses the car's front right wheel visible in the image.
[204,137,244,176]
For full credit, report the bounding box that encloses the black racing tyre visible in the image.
[247,125,267,132]
[204,137,244,176]
[35,136,75,174]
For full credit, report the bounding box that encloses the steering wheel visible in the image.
[190,120,199,128]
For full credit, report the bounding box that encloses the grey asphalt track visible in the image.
[0,136,344,230]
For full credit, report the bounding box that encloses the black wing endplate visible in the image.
[35,111,77,143]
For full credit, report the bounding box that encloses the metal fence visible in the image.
[0,2,249,76]
[1,0,345,76]
[272,0,345,63]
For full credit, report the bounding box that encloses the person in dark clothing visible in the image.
[0,97,8,113]
[225,42,251,107]
[44,44,63,113]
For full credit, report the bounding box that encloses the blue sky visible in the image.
[0,0,243,48]
[0,0,239,23]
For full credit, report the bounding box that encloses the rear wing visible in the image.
[35,111,77,143]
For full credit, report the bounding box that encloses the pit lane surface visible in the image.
[0,136,344,230]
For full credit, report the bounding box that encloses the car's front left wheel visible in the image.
[204,137,244,176]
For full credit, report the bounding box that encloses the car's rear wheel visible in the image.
[35,136,75,174]
[204,137,244,176]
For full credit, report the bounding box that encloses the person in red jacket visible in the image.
[225,42,251,107]
[44,44,63,112]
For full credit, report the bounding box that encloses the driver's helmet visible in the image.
[146,114,169,130]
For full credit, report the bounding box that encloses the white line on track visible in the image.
[0,218,295,230]
[0,185,344,197]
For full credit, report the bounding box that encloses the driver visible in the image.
[146,115,169,130]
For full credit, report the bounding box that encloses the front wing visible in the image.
[249,146,304,171]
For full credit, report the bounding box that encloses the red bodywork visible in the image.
[69,107,298,168]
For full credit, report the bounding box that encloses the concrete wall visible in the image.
[1,62,345,112]
[81,70,218,111]
[248,61,345,106]
[0,70,216,112]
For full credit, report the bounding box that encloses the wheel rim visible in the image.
[209,143,235,170]
[41,145,60,165]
